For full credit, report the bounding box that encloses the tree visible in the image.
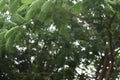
[0,0,120,80]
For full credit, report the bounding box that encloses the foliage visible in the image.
[0,0,120,80]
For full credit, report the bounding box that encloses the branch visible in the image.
[106,55,114,80]
[96,56,104,79]
[96,55,109,80]
[108,13,116,54]
[105,13,116,80]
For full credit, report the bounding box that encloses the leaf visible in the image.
[5,36,14,52]
[14,28,25,43]
[44,17,54,26]
[0,30,7,37]
[0,0,5,12]
[4,26,20,40]
[4,27,24,51]
[21,0,34,4]
[13,13,26,24]
[0,29,7,48]
[53,9,71,27]
[65,68,74,79]
[0,29,8,40]
[14,32,22,43]
[59,26,70,40]
[4,26,24,51]
[41,0,53,13]
[107,0,118,5]
[117,12,120,19]
[25,0,45,20]
[17,4,28,12]
[56,54,66,67]
[39,0,53,22]
[71,2,82,15]
[0,29,8,33]
[9,0,20,13]
[4,21,17,27]
[62,2,72,11]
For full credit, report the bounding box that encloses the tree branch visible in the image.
[96,56,104,79]
[96,55,109,80]
[105,13,116,80]
[106,55,114,80]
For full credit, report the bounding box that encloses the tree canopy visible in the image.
[0,0,120,80]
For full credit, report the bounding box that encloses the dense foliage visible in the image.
[0,0,120,80]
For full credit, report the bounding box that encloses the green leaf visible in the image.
[17,4,28,12]
[0,0,5,12]
[59,26,70,40]
[71,2,82,15]
[14,28,25,43]
[25,0,45,20]
[4,21,17,28]
[39,0,53,22]
[44,17,54,26]
[5,36,14,52]
[4,26,20,40]
[9,0,20,13]
[4,27,24,52]
[117,12,120,19]
[107,0,118,5]
[0,29,8,33]
[0,29,8,40]
[13,13,26,24]
[0,29,7,48]
[41,0,53,13]
[21,0,34,4]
